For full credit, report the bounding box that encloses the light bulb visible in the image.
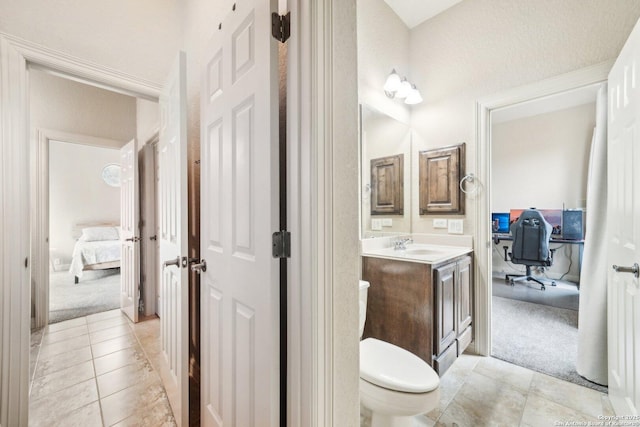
[395,79,412,99]
[383,69,401,94]
[405,85,423,105]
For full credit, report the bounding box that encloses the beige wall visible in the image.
[49,141,120,266]
[492,102,596,211]
[357,0,411,124]
[136,98,160,145]
[409,0,640,235]
[29,69,136,265]
[30,70,137,144]
[0,0,181,84]
[491,102,596,281]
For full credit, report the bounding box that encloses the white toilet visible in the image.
[359,280,440,427]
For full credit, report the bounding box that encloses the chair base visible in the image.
[505,266,555,291]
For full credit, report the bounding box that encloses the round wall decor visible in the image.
[101,163,122,187]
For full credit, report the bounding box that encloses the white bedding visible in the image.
[69,239,121,278]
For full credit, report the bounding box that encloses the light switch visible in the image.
[433,219,447,229]
[448,219,464,234]
[371,219,382,230]
[382,218,393,227]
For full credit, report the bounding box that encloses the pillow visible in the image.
[81,226,119,242]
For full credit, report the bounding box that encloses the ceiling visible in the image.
[383,0,463,29]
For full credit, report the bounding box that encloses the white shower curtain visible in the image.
[576,83,608,386]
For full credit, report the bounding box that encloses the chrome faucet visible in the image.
[393,237,413,250]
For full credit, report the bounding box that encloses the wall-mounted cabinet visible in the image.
[362,253,473,376]
[419,143,465,215]
[371,154,404,215]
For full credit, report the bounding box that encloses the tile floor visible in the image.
[29,309,176,426]
[361,354,614,427]
[34,310,613,427]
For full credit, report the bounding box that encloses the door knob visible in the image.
[125,236,141,242]
[163,256,181,268]
[191,259,207,273]
[612,263,639,278]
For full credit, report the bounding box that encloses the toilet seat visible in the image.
[360,338,439,393]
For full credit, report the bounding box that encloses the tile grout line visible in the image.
[28,327,45,398]
[87,316,107,427]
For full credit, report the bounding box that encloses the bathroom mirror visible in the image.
[360,104,412,237]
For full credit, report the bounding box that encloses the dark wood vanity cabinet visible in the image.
[362,254,473,376]
[433,255,473,374]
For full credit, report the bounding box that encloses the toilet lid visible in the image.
[360,338,439,393]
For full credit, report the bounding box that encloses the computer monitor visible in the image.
[509,208,563,236]
[491,212,510,234]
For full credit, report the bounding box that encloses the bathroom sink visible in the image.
[361,242,471,264]
[404,248,441,256]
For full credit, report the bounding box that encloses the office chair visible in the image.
[503,209,556,291]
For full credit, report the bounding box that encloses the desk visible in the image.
[492,235,585,287]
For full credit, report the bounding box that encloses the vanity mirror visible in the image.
[360,104,412,237]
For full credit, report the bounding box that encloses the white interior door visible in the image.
[159,51,189,427]
[200,0,280,425]
[607,19,640,416]
[120,138,140,323]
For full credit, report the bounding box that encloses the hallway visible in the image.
[29,309,175,426]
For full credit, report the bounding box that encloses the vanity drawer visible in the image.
[457,325,472,355]
[433,342,457,375]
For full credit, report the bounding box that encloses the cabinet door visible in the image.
[456,256,473,333]
[418,143,465,214]
[434,262,456,356]
[371,154,404,215]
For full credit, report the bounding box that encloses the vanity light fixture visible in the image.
[405,84,424,105]
[383,69,423,105]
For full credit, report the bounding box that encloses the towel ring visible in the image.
[459,173,478,195]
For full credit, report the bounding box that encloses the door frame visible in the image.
[140,134,160,317]
[291,0,360,424]
[473,60,613,356]
[32,129,125,329]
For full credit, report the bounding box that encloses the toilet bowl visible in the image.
[359,280,440,427]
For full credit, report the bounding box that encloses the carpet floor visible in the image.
[49,269,120,324]
[491,295,606,393]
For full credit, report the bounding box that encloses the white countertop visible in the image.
[361,243,472,264]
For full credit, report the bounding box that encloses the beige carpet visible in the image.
[49,269,120,323]
[491,295,606,393]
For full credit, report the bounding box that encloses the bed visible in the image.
[69,224,121,283]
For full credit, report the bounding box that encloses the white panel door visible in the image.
[120,138,140,323]
[200,0,279,425]
[159,51,189,427]
[607,19,640,416]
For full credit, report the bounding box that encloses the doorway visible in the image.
[488,84,602,390]
[472,61,616,397]
[48,140,123,324]
[29,68,161,329]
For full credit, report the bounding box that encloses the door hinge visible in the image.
[272,231,291,258]
[271,12,291,43]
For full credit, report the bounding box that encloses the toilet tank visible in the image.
[359,280,370,339]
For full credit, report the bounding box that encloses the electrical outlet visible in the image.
[448,219,464,234]
[382,218,393,227]
[371,219,382,231]
[433,219,447,229]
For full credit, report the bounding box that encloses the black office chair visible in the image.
[503,209,556,291]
